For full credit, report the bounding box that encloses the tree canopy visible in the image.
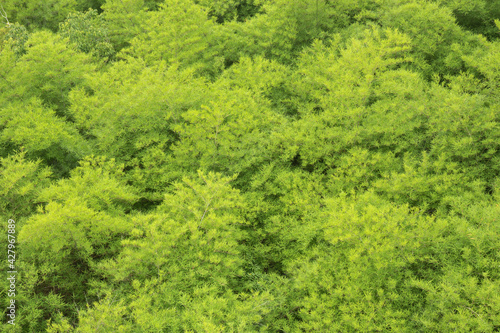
[1,0,500,331]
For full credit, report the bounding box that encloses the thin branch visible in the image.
[1,5,10,27]
[465,306,480,318]
[200,199,212,223]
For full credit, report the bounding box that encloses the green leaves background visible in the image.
[1,0,500,331]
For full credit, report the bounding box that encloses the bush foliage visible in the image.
[1,0,500,331]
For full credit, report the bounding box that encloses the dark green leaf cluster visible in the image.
[59,9,114,59]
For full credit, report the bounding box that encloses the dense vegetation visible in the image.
[1,0,500,331]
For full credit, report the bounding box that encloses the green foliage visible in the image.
[286,193,500,331]
[59,9,114,59]
[217,0,388,64]
[89,171,274,331]
[68,59,210,197]
[0,98,91,176]
[425,83,500,184]
[278,26,414,175]
[373,152,470,213]
[101,0,156,51]
[246,168,327,272]
[0,0,78,31]
[437,0,500,39]
[0,152,52,220]
[462,36,500,103]
[72,294,132,332]
[170,81,284,181]
[15,156,135,331]
[105,170,247,284]
[38,156,138,215]
[195,0,262,23]
[218,55,296,116]
[17,199,130,331]
[286,193,428,331]
[381,1,477,77]
[4,0,500,331]
[220,1,298,64]
[120,0,224,76]
[0,30,96,113]
[0,153,52,332]
[1,23,29,57]
[0,0,106,32]
[293,26,413,114]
